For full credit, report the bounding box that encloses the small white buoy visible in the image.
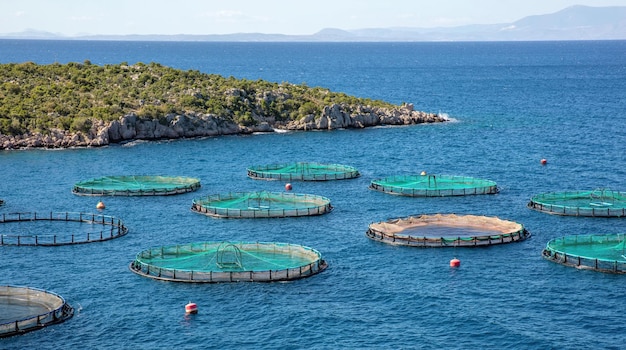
[450,258,461,268]
[185,302,198,314]
[96,201,105,210]
[285,183,292,191]
[420,171,427,176]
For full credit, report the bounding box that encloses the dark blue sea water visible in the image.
[1,40,626,349]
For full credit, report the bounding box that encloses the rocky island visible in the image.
[0,61,447,149]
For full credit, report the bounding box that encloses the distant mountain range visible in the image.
[2,5,625,41]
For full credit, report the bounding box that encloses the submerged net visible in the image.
[0,212,128,246]
[0,286,74,338]
[129,241,328,282]
[528,189,626,217]
[72,175,201,196]
[542,234,626,273]
[191,191,333,218]
[369,174,498,197]
[367,214,529,247]
[247,162,360,181]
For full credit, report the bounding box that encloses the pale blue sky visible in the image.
[2,0,625,36]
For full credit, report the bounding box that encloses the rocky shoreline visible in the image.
[0,103,447,150]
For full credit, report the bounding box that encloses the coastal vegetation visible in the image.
[0,61,396,136]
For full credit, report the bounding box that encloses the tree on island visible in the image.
[0,61,445,149]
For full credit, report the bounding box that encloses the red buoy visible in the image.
[540,159,547,165]
[449,258,461,267]
[185,302,198,314]
[285,183,292,191]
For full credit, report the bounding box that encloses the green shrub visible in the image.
[0,61,398,137]
[70,117,92,133]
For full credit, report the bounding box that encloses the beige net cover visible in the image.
[367,214,529,247]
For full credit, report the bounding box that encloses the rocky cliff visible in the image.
[0,103,447,149]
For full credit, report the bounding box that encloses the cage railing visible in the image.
[0,286,74,338]
[528,190,626,217]
[247,162,360,181]
[542,234,626,273]
[528,201,626,217]
[366,227,530,247]
[191,192,333,218]
[72,176,201,196]
[369,175,498,197]
[0,211,128,246]
[130,242,327,282]
[542,249,626,274]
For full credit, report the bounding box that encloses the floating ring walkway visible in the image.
[542,233,626,273]
[0,285,74,338]
[247,162,360,181]
[528,189,626,217]
[370,174,498,197]
[0,212,128,246]
[130,241,328,283]
[191,191,333,218]
[366,214,529,247]
[72,175,200,196]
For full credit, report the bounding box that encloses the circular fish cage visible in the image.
[72,175,201,196]
[0,285,74,338]
[247,162,360,181]
[191,191,333,218]
[0,212,128,246]
[366,214,530,247]
[129,241,328,283]
[528,189,626,217]
[369,174,498,197]
[542,234,626,274]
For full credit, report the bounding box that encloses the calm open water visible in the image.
[1,40,626,349]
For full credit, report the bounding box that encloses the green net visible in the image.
[72,175,201,196]
[369,174,498,197]
[130,241,328,282]
[528,189,626,217]
[367,214,529,247]
[0,286,73,338]
[247,162,360,181]
[542,234,626,273]
[191,191,333,218]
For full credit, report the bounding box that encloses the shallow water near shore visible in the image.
[1,40,626,349]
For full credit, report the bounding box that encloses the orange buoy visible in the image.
[540,159,547,165]
[185,302,198,314]
[420,171,427,176]
[96,201,106,210]
[285,183,292,191]
[449,258,461,267]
